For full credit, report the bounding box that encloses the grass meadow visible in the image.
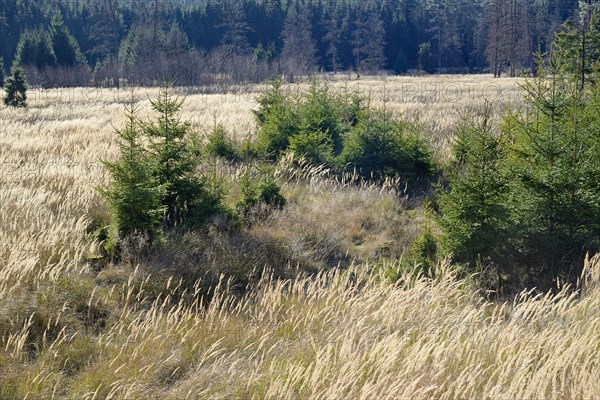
[3,75,600,399]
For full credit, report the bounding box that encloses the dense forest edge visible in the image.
[0,0,594,87]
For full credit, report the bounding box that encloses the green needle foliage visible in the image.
[101,98,166,243]
[237,168,286,219]
[205,123,238,161]
[340,108,433,183]
[143,81,224,228]
[438,103,512,274]
[503,55,600,281]
[255,77,433,183]
[49,12,86,66]
[101,83,227,251]
[439,52,600,289]
[255,77,299,158]
[3,67,27,108]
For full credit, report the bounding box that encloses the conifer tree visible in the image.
[218,1,252,56]
[438,103,512,271]
[351,9,387,73]
[3,67,27,108]
[502,54,600,279]
[101,97,165,241]
[255,77,299,157]
[13,28,57,69]
[49,12,86,66]
[143,81,223,228]
[323,10,347,72]
[554,4,600,89]
[281,4,318,76]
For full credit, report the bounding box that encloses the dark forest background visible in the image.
[0,0,587,87]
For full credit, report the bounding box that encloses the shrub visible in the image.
[3,67,28,108]
[237,169,286,217]
[340,109,433,182]
[205,123,238,160]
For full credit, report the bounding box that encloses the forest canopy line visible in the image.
[0,0,587,86]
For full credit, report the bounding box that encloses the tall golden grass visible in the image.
[2,259,600,398]
[5,75,598,399]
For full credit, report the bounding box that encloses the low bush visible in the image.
[205,123,239,161]
[237,169,286,219]
[339,109,434,183]
[254,78,434,185]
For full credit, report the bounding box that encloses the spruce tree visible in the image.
[254,77,299,158]
[438,103,512,272]
[553,7,600,90]
[340,107,433,182]
[502,54,600,280]
[351,9,387,73]
[3,67,27,108]
[101,97,165,242]
[281,5,318,76]
[143,81,223,228]
[49,12,86,66]
[14,28,57,69]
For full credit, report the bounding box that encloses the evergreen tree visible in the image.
[120,22,189,65]
[13,28,56,69]
[49,12,86,66]
[101,98,165,241]
[502,55,600,280]
[88,0,123,64]
[351,10,387,73]
[3,67,27,108]
[255,77,299,157]
[554,4,600,89]
[163,23,191,58]
[143,81,224,228]
[281,4,318,76]
[119,23,159,65]
[438,104,512,271]
[418,42,433,73]
[296,80,345,157]
[340,107,433,182]
[218,1,252,56]
[323,10,347,72]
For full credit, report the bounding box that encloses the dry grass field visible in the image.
[3,75,600,399]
